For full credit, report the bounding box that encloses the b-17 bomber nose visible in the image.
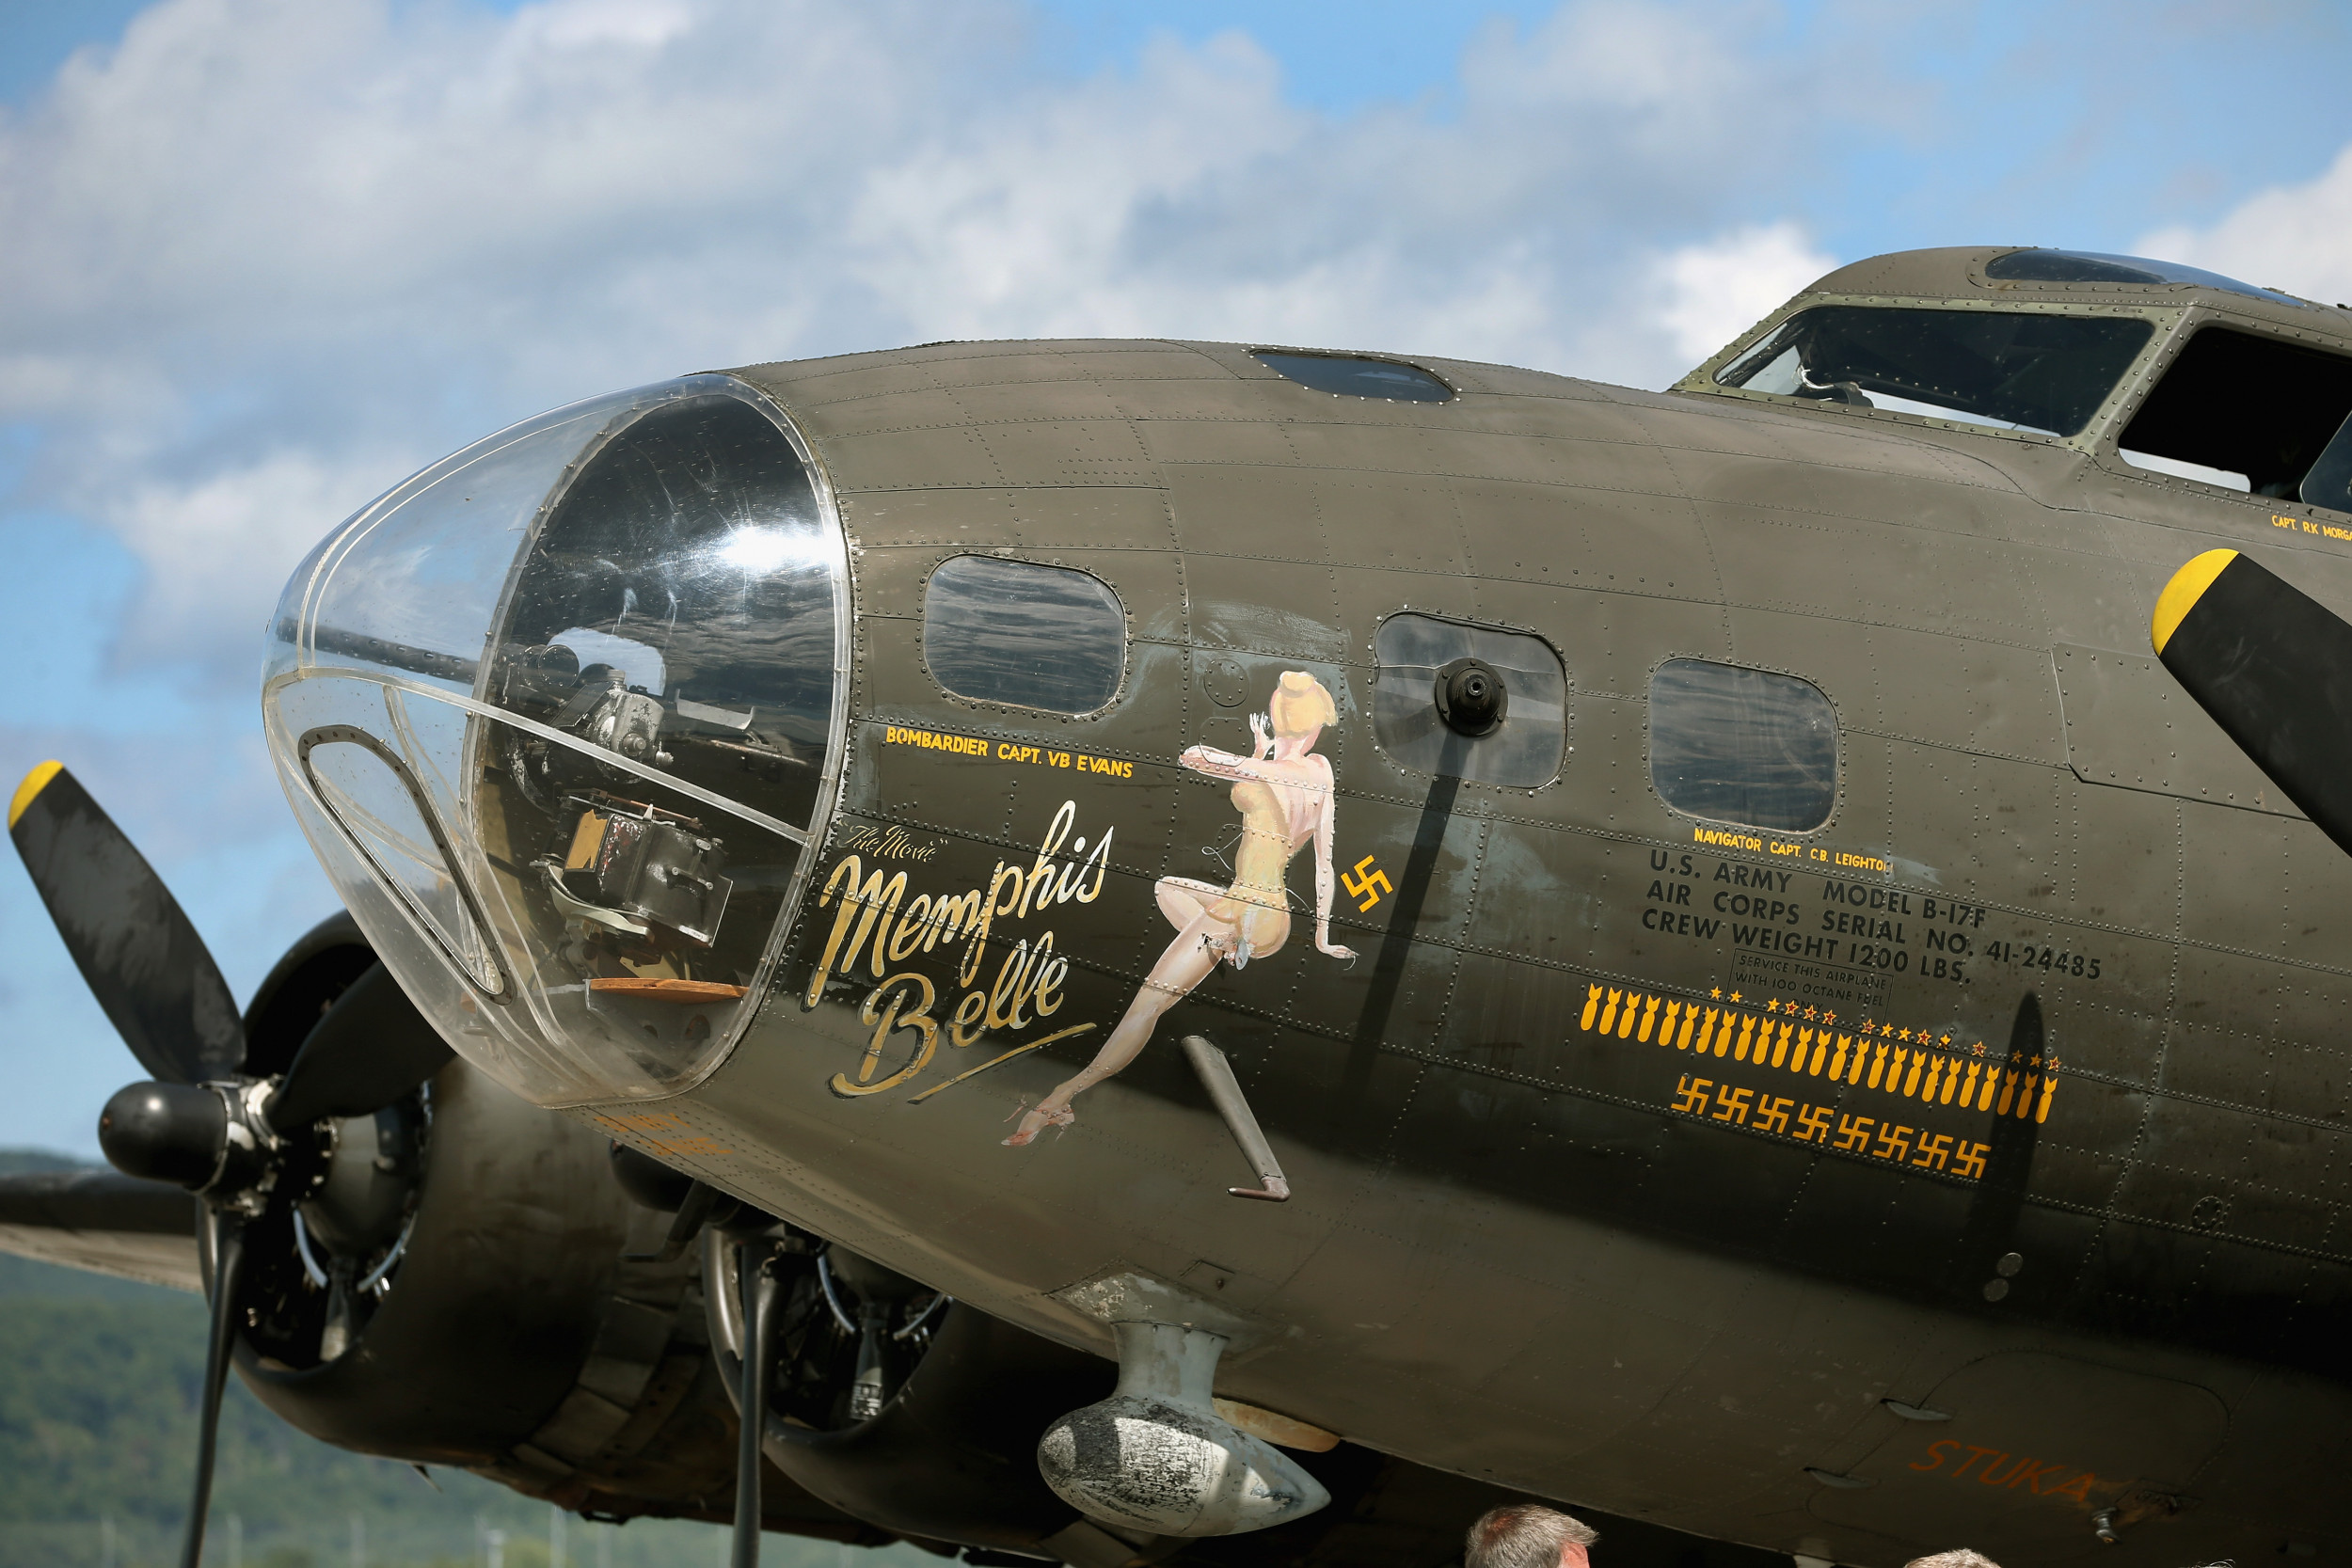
[262,377,849,1109]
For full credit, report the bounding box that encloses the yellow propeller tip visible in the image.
[8,760,65,831]
[2153,548,2241,656]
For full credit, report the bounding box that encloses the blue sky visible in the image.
[3,0,2350,1155]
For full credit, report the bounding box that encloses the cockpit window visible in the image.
[1715,306,2153,438]
[924,555,1126,714]
[1986,248,2314,309]
[2116,327,2352,506]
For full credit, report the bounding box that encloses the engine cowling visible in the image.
[705,1231,1121,1553]
[219,916,882,1541]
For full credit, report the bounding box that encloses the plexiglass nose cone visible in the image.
[262,377,848,1107]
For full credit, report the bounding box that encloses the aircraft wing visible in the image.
[0,1166,201,1292]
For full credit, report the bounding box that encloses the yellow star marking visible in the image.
[1728,991,1742,1003]
[1940,1035,1952,1048]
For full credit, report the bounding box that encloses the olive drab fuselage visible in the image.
[291,249,2352,1566]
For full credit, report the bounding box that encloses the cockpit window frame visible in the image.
[1676,294,2184,457]
[2087,304,2352,520]
[1683,283,2352,527]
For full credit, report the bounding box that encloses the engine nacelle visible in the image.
[218,916,881,1540]
[234,1053,636,1459]
[706,1232,1129,1555]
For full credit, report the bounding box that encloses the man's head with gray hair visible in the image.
[1465,1504,1600,1568]
[1904,1551,2001,1568]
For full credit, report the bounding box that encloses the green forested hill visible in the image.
[0,1150,922,1568]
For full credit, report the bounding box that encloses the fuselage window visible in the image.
[1372,612,1565,787]
[923,555,1125,714]
[1252,352,1454,403]
[2116,326,2352,507]
[1715,306,2153,438]
[1649,659,1837,832]
[1984,248,2310,309]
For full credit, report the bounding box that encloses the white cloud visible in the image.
[2137,142,2352,307]
[1655,220,1837,367]
[0,0,1846,685]
[102,449,421,667]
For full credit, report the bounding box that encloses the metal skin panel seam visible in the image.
[1692,493,2054,594]
[816,440,1692,493]
[1180,556,1728,623]
[1646,414,2034,499]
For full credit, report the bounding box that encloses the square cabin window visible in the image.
[923,555,1126,714]
[1649,659,1836,832]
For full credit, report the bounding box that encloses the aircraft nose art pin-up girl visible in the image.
[1005,672,1357,1146]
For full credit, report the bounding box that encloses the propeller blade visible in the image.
[734,1242,785,1568]
[183,1209,246,1568]
[263,963,453,1132]
[8,762,245,1085]
[2153,548,2352,855]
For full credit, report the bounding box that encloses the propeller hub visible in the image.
[98,1078,279,1207]
[99,1081,229,1188]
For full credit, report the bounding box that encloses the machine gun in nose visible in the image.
[498,642,675,768]
[540,791,734,949]
[278,618,482,686]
